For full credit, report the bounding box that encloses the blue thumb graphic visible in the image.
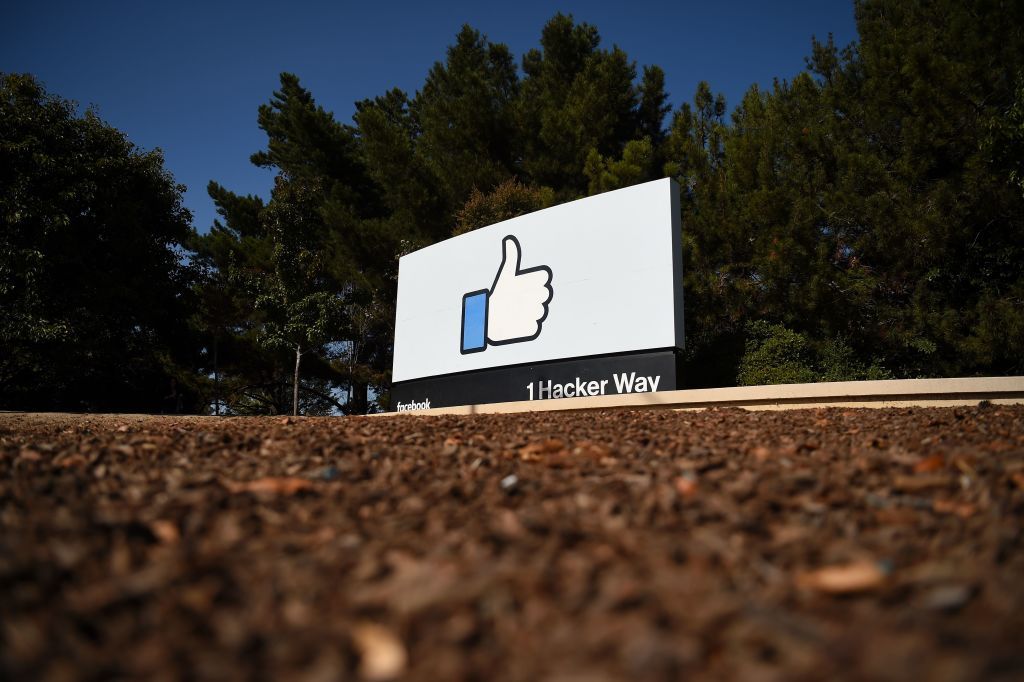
[461,290,488,353]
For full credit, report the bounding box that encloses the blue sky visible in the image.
[3,1,857,234]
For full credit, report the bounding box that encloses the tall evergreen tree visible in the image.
[355,88,447,245]
[667,0,1024,385]
[805,0,1024,376]
[192,75,367,414]
[517,14,643,197]
[191,181,342,415]
[412,25,520,218]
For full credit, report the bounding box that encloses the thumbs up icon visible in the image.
[461,236,553,354]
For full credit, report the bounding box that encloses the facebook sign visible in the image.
[391,178,684,410]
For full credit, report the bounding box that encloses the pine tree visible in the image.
[517,14,642,197]
[412,25,519,218]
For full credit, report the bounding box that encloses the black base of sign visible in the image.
[390,349,681,411]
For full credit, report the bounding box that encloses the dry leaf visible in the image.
[150,520,180,544]
[892,474,952,492]
[18,448,42,462]
[673,475,699,498]
[223,477,314,495]
[519,438,566,461]
[913,455,945,473]
[572,440,612,459]
[953,458,979,480]
[932,499,977,518]
[797,560,887,594]
[353,623,407,681]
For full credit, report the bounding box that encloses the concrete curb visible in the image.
[386,376,1024,416]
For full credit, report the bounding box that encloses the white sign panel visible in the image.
[392,178,683,383]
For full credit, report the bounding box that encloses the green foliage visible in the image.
[0,73,199,411]
[738,321,892,386]
[675,0,1024,385]
[251,178,343,353]
[815,337,892,383]
[193,74,398,414]
[192,172,349,415]
[988,70,1024,198]
[737,322,818,386]
[250,74,367,196]
[517,13,663,197]
[354,89,446,244]
[413,25,519,214]
[584,138,656,194]
[453,179,554,236]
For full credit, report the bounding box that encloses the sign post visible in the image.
[391,178,683,411]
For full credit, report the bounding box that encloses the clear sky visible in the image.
[3,1,858,234]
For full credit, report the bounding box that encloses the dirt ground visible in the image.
[1,406,1023,681]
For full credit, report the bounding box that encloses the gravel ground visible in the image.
[2,406,1023,681]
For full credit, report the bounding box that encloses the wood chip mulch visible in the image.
[2,406,1023,681]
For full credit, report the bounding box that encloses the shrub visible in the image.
[737,321,892,386]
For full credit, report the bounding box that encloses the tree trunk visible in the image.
[352,381,369,415]
[213,335,220,416]
[293,342,302,416]
[348,339,357,414]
